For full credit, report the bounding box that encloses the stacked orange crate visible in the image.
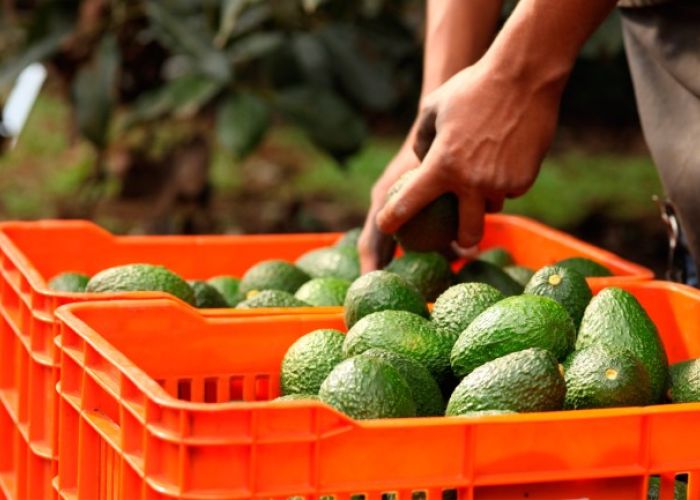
[0,216,653,499]
[53,281,700,499]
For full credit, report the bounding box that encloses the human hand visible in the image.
[377,60,564,248]
[358,141,420,273]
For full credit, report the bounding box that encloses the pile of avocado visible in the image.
[48,264,242,308]
[45,225,612,313]
[277,247,699,420]
[41,227,515,309]
[45,228,365,309]
[46,229,699,420]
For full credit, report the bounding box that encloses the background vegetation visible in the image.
[0,1,666,272]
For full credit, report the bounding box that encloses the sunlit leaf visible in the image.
[123,75,222,127]
[215,0,248,48]
[225,3,272,39]
[229,32,284,65]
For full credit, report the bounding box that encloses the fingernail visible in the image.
[451,242,480,258]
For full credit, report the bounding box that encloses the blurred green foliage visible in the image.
[1,0,630,164]
[295,139,662,229]
[0,91,661,232]
[2,0,654,234]
[1,0,424,162]
[0,93,96,217]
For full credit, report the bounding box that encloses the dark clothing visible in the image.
[621,0,700,269]
[619,0,674,7]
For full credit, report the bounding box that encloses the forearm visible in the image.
[421,0,503,100]
[483,0,618,91]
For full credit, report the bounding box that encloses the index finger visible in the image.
[358,216,397,274]
[376,165,445,235]
[456,189,486,249]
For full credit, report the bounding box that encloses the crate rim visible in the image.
[0,214,653,295]
[482,214,653,278]
[0,219,343,296]
[54,280,698,426]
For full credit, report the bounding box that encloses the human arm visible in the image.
[359,0,503,272]
[376,0,619,248]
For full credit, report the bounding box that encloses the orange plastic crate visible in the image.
[53,281,699,499]
[0,222,344,500]
[0,216,652,499]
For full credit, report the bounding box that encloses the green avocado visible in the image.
[187,280,229,308]
[385,251,453,302]
[344,310,453,384]
[86,264,195,305]
[294,277,351,306]
[647,476,688,500]
[360,348,445,417]
[668,358,700,403]
[503,265,535,288]
[524,264,592,327]
[335,228,362,249]
[477,247,514,268]
[207,276,243,306]
[387,168,458,257]
[239,260,310,295]
[563,345,653,409]
[455,410,517,418]
[274,394,320,402]
[296,246,360,282]
[577,287,668,402]
[236,290,309,309]
[446,348,566,415]
[281,329,346,395]
[450,294,575,378]
[455,260,523,297]
[555,257,612,277]
[319,355,416,419]
[343,270,428,328]
[48,272,90,293]
[431,283,504,342]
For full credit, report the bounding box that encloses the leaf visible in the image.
[228,3,272,38]
[301,0,325,13]
[276,86,367,159]
[216,92,270,158]
[318,25,397,112]
[146,2,232,83]
[215,0,249,48]
[123,75,223,127]
[229,32,284,65]
[360,0,384,17]
[0,28,69,90]
[291,32,331,87]
[72,35,120,149]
